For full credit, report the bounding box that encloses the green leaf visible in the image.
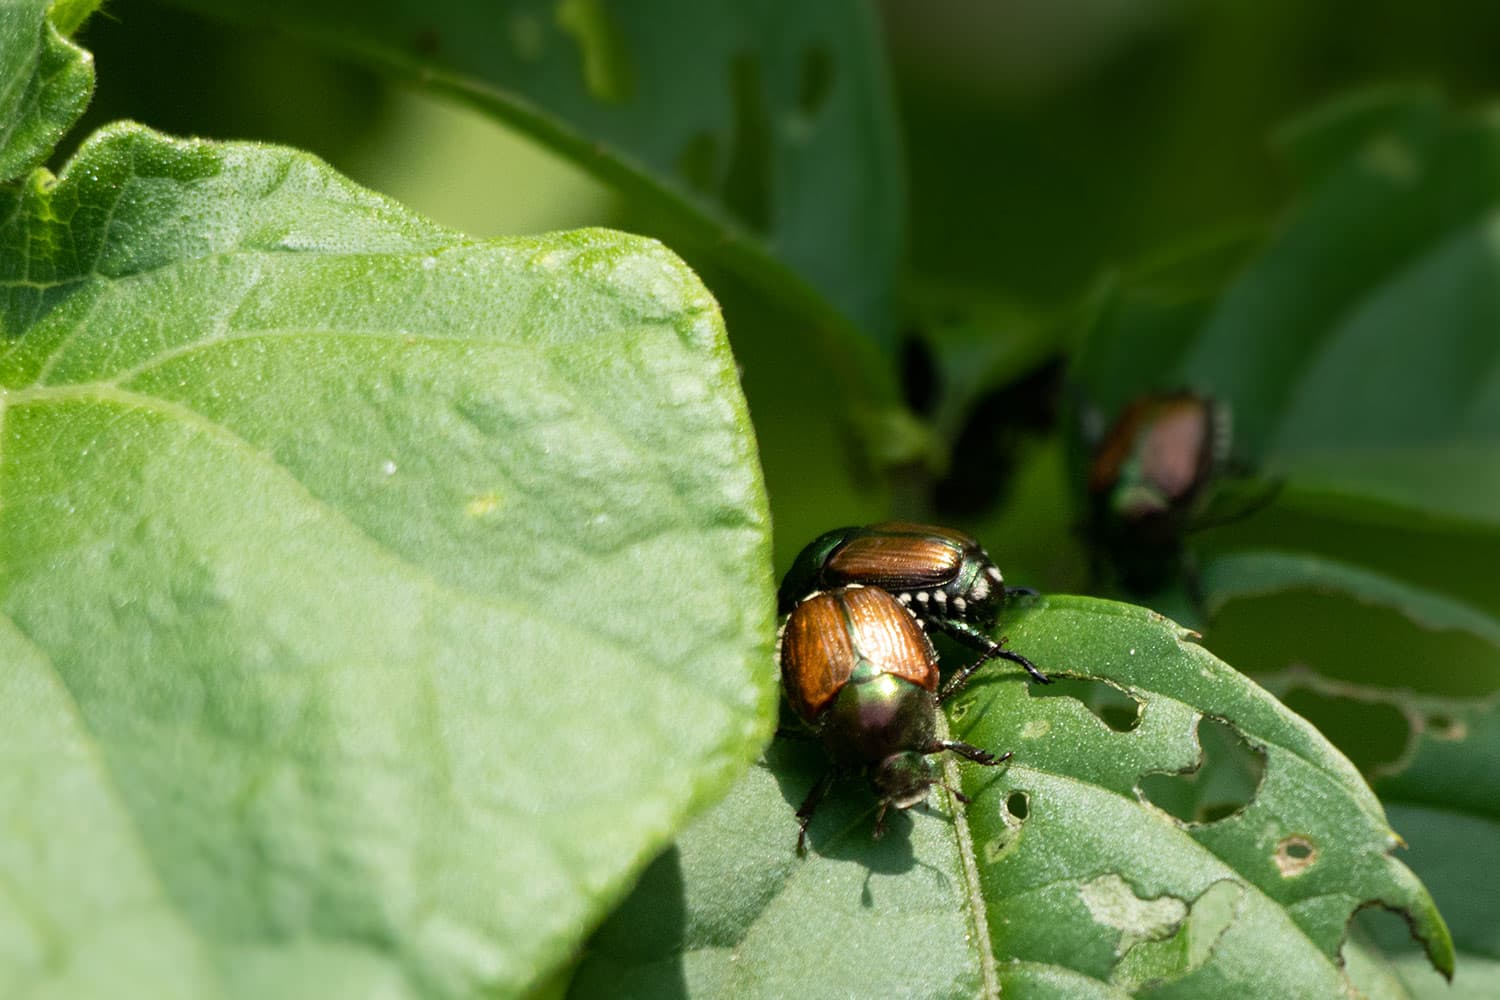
[577,597,1452,996]
[1203,550,1500,653]
[0,123,775,998]
[1368,803,1500,999]
[1205,551,1500,997]
[152,0,905,366]
[0,0,96,180]
[1177,96,1500,525]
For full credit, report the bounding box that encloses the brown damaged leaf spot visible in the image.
[1425,712,1467,741]
[1274,835,1318,877]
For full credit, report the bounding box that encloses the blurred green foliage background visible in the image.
[70,0,1500,584]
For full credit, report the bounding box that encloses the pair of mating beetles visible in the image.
[775,522,1049,852]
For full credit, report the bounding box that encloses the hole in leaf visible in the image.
[556,0,634,103]
[1032,676,1142,732]
[1280,688,1411,775]
[677,132,718,194]
[1138,717,1265,824]
[1005,790,1029,820]
[724,54,773,232]
[1349,901,1431,962]
[1426,712,1466,741]
[1274,835,1317,877]
[797,45,835,119]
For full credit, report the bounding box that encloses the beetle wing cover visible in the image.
[780,592,859,721]
[827,526,964,590]
[1089,393,1213,502]
[841,586,939,692]
[1139,397,1213,502]
[1088,398,1153,493]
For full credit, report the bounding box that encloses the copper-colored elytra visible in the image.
[825,528,964,590]
[780,593,854,721]
[1089,394,1211,497]
[781,587,936,721]
[1137,399,1211,501]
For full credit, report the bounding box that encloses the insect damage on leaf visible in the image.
[1274,835,1318,878]
[1081,875,1246,991]
[1137,715,1267,825]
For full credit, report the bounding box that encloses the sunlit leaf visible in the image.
[0,123,774,998]
[578,598,1452,997]
[1208,551,1500,1000]
[0,0,96,180]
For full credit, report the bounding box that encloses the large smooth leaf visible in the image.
[0,123,774,998]
[0,0,96,180]
[576,597,1451,997]
[153,0,905,369]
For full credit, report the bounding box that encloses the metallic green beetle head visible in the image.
[777,526,860,616]
[870,751,939,811]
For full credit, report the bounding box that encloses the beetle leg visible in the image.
[938,781,970,804]
[933,617,994,653]
[937,644,1003,701]
[872,799,891,840]
[928,740,1012,767]
[992,646,1051,686]
[935,620,1052,687]
[796,770,835,855]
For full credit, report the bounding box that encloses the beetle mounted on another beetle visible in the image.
[778,521,1050,684]
[775,521,1050,850]
[777,584,1016,852]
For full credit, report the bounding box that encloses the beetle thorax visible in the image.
[818,673,936,766]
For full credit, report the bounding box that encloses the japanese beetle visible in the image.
[777,584,1013,851]
[1084,391,1229,594]
[778,521,1049,683]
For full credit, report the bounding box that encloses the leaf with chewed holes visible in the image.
[577,596,1451,998]
[0,123,774,999]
